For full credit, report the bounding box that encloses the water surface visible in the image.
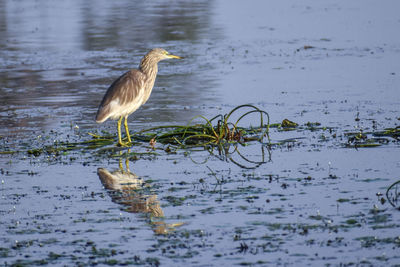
[1,0,400,266]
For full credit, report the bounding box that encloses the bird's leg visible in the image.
[118,150,124,171]
[118,149,130,171]
[124,116,132,144]
[118,157,124,171]
[117,116,124,146]
[125,156,131,173]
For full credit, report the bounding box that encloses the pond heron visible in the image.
[95,48,182,146]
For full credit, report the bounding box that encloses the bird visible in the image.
[95,48,182,146]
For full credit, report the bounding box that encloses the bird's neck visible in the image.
[139,56,159,79]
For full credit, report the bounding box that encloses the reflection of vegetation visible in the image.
[98,152,183,234]
[386,180,400,209]
[204,143,271,169]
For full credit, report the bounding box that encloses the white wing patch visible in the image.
[107,98,122,120]
[107,89,146,120]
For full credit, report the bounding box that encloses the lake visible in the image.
[1,0,400,266]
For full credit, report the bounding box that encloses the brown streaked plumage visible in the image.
[95,48,182,146]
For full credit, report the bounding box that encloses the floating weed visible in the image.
[356,236,400,248]
[133,104,271,147]
[0,105,271,159]
[0,247,10,258]
[344,127,399,148]
[163,195,196,207]
[345,219,359,225]
[280,118,298,130]
[373,127,400,139]
[1,106,399,161]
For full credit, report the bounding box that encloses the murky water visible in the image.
[1,0,400,266]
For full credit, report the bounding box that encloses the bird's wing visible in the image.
[101,69,145,107]
[96,70,145,122]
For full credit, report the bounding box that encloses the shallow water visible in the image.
[1,0,400,266]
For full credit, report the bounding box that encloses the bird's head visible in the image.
[148,48,182,61]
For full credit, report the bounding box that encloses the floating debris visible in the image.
[0,106,399,159]
[281,119,298,129]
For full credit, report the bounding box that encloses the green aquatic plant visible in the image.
[373,127,400,139]
[1,105,398,159]
[95,104,271,148]
[345,126,399,148]
[281,119,298,129]
[9,105,270,157]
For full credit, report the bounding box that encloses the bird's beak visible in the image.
[167,54,183,59]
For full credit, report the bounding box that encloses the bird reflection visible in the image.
[97,152,182,234]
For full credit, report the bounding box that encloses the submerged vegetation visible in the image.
[344,126,400,148]
[116,104,271,147]
[1,105,399,266]
[3,105,271,158]
[0,105,399,159]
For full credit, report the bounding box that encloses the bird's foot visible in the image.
[117,141,132,147]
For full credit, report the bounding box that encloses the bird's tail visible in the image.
[95,105,110,123]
